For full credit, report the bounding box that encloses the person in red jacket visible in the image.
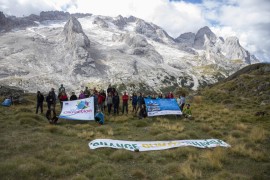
[98,91,105,112]
[59,91,68,109]
[122,91,129,114]
[168,91,174,99]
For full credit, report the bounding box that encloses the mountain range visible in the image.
[0,11,260,94]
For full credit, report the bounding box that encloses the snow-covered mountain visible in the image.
[0,11,260,94]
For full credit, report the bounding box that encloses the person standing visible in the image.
[58,84,65,94]
[168,92,174,99]
[36,91,44,114]
[106,92,113,115]
[46,91,56,121]
[179,94,186,111]
[59,92,68,109]
[100,90,106,111]
[113,92,120,115]
[132,93,138,112]
[98,91,105,112]
[107,84,113,95]
[51,88,57,110]
[84,87,90,98]
[136,93,143,113]
[122,91,129,114]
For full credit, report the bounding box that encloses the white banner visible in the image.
[59,97,94,120]
[89,139,231,151]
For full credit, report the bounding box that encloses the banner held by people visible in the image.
[144,98,182,116]
[89,139,231,152]
[59,97,94,120]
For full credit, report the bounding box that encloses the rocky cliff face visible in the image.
[62,16,97,77]
[0,11,260,94]
[175,26,259,65]
[193,26,217,49]
[0,12,38,32]
[175,32,195,47]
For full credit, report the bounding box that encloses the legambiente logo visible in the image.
[76,100,90,110]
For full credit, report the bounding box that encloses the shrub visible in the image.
[110,150,133,162]
[131,169,147,179]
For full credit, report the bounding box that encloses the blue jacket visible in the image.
[95,112,104,124]
[132,95,138,105]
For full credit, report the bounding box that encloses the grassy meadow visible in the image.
[0,90,269,180]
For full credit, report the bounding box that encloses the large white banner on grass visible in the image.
[89,139,230,152]
[59,97,94,120]
[144,98,182,116]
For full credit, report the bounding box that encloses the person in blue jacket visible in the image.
[132,92,138,113]
[95,109,104,125]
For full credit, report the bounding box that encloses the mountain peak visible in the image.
[193,26,216,49]
[64,16,84,34]
[225,36,240,46]
[63,16,90,48]
[175,32,195,46]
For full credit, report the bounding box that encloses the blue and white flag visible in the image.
[144,98,182,116]
[59,97,94,120]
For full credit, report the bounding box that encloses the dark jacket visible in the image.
[107,87,113,94]
[37,94,44,103]
[70,95,78,101]
[137,96,144,105]
[132,95,138,105]
[46,93,56,105]
[112,95,120,105]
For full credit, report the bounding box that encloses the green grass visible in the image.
[0,91,270,179]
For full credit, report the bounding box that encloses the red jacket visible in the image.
[98,94,105,104]
[168,93,174,99]
[59,95,68,101]
[122,95,129,103]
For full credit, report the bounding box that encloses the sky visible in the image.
[0,0,269,62]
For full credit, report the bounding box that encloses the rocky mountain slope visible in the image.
[0,11,260,94]
[201,63,270,108]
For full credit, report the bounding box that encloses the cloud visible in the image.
[0,0,269,61]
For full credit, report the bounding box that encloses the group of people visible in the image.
[35,84,192,124]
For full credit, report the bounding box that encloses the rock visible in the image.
[0,11,8,26]
[63,16,90,48]
[113,15,127,29]
[222,37,252,64]
[0,85,25,97]
[193,26,216,50]
[0,11,38,31]
[40,11,70,21]
[175,32,195,47]
[92,17,109,28]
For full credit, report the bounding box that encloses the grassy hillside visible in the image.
[0,64,269,179]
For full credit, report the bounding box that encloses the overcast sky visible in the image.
[0,0,269,62]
